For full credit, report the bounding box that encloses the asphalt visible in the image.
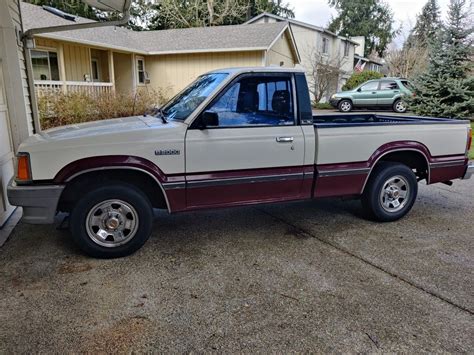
[0,179,473,352]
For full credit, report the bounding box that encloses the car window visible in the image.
[380,81,399,90]
[359,81,379,91]
[401,80,414,91]
[206,76,294,127]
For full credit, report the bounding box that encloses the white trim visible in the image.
[91,58,101,81]
[148,47,269,55]
[135,55,145,86]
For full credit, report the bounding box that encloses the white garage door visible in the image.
[0,60,16,226]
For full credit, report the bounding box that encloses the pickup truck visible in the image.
[8,67,473,258]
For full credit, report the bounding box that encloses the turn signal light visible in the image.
[16,153,31,182]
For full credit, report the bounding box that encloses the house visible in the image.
[351,36,383,73]
[0,0,36,226]
[245,12,358,102]
[21,2,300,99]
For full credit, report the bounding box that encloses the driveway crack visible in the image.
[255,207,473,316]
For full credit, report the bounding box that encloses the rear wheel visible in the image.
[362,162,418,222]
[338,99,353,112]
[70,183,153,258]
[393,99,407,113]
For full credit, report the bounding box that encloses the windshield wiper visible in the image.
[149,107,168,124]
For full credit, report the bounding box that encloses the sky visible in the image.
[288,0,451,46]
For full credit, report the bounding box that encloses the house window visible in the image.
[343,41,350,57]
[322,38,329,54]
[31,50,60,81]
[136,57,145,84]
[91,58,100,81]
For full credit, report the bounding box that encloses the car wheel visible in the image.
[338,99,353,112]
[69,183,153,258]
[393,99,407,113]
[361,162,418,222]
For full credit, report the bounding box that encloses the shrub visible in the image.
[38,89,169,130]
[313,102,333,110]
[342,71,384,91]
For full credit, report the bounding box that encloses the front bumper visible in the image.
[463,162,474,179]
[7,178,65,224]
[329,98,341,108]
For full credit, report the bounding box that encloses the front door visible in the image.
[0,61,16,226]
[353,81,379,106]
[185,73,306,209]
[377,80,400,106]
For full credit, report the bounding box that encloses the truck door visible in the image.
[353,81,379,106]
[185,73,306,208]
[377,80,400,106]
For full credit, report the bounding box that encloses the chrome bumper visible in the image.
[7,178,65,224]
[463,162,474,180]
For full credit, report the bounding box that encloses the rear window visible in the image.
[401,80,414,91]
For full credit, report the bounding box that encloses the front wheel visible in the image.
[393,99,407,113]
[69,183,153,258]
[361,162,418,222]
[338,99,353,112]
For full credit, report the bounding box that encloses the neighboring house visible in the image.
[21,2,300,99]
[0,0,36,226]
[245,12,358,102]
[351,36,383,73]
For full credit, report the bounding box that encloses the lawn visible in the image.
[470,122,474,160]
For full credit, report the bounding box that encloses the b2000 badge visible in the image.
[155,149,180,156]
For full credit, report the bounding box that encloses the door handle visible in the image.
[276,136,294,143]
[372,92,377,94]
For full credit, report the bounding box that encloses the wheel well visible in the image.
[57,169,168,212]
[376,150,429,180]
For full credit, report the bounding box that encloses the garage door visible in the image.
[0,60,16,226]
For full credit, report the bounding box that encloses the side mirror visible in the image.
[200,111,219,129]
[357,88,362,92]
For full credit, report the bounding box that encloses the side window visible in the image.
[206,76,294,127]
[360,81,379,91]
[380,81,399,90]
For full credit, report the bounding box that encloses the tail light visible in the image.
[467,127,472,157]
[16,153,32,182]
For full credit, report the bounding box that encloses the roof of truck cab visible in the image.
[207,67,306,75]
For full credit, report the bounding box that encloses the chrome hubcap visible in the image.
[396,101,405,111]
[379,175,410,213]
[341,102,351,111]
[86,199,139,248]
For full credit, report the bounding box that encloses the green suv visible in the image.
[330,78,413,113]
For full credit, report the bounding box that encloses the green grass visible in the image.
[470,122,474,160]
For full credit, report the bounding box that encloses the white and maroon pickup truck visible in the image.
[8,67,473,258]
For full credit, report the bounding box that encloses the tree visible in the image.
[406,0,442,48]
[327,0,398,57]
[305,47,349,103]
[342,71,383,91]
[25,0,98,20]
[408,0,473,118]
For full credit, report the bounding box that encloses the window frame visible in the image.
[30,48,60,81]
[190,72,299,129]
[136,56,146,85]
[91,58,101,82]
[343,41,350,57]
[322,37,330,55]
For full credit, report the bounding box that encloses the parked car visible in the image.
[8,68,473,258]
[330,78,414,113]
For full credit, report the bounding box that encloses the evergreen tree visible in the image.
[406,0,442,48]
[409,0,473,119]
[327,0,397,57]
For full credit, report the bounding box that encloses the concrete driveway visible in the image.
[0,179,473,352]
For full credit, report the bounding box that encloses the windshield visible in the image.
[161,73,228,121]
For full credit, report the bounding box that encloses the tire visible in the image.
[338,99,353,112]
[361,162,418,222]
[69,183,153,258]
[393,99,407,113]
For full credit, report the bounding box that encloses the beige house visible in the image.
[22,2,300,99]
[246,13,358,101]
[0,0,36,227]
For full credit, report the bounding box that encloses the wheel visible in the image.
[69,183,153,258]
[393,99,407,113]
[361,162,418,222]
[338,99,353,112]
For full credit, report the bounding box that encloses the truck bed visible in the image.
[313,114,467,127]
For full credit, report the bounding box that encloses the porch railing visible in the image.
[34,80,114,97]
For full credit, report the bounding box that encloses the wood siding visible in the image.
[146,51,263,97]
[266,33,296,67]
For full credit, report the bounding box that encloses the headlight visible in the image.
[331,94,338,99]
